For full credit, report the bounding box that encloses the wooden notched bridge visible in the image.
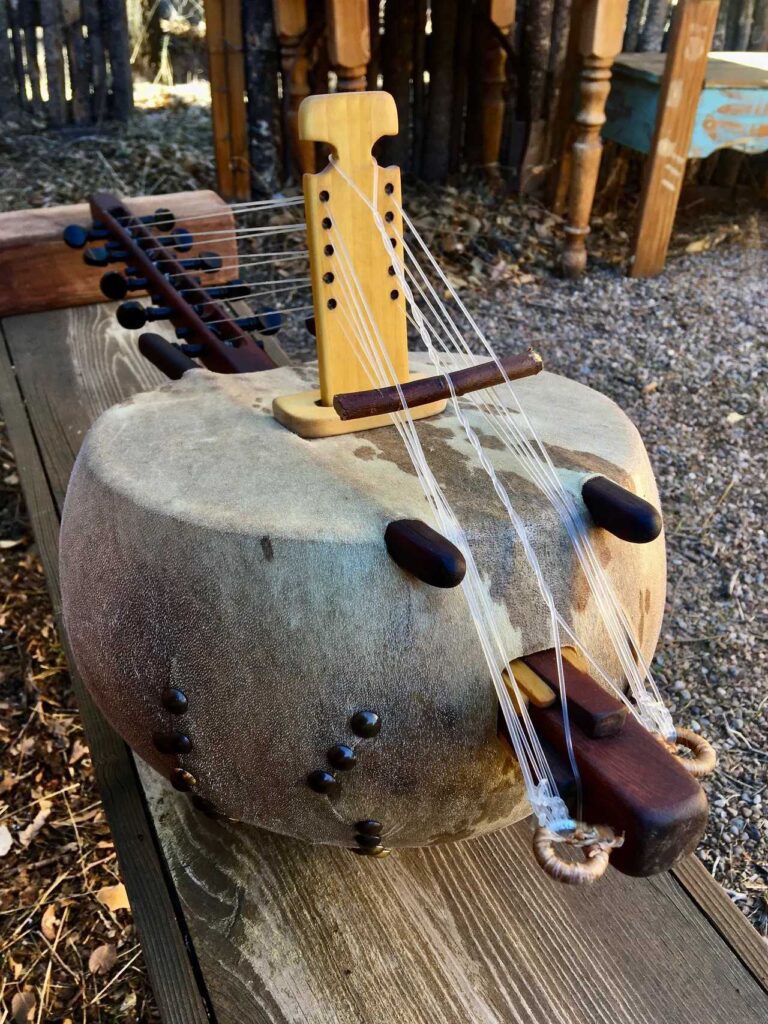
[0,89,766,1022]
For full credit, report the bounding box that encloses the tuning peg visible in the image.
[233,308,282,336]
[179,343,204,356]
[84,246,127,267]
[63,224,108,249]
[204,279,250,299]
[116,301,175,330]
[158,228,193,253]
[174,251,222,273]
[582,475,662,544]
[100,272,148,301]
[138,332,197,380]
[137,208,175,231]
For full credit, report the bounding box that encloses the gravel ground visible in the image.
[0,99,765,1022]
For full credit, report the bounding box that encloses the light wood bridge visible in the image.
[1,298,767,1022]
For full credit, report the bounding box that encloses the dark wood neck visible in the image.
[89,192,275,374]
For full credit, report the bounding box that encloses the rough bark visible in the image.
[40,0,67,126]
[623,0,648,51]
[750,0,768,48]
[464,0,491,168]
[449,0,473,173]
[102,0,133,120]
[0,0,17,117]
[712,0,731,49]
[638,0,671,52]
[520,0,554,122]
[20,0,43,115]
[421,0,459,180]
[242,0,281,196]
[726,0,755,49]
[65,3,91,124]
[381,0,417,170]
[82,0,106,120]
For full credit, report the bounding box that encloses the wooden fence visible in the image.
[206,0,768,200]
[0,0,133,124]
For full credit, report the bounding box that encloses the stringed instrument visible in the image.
[57,92,715,885]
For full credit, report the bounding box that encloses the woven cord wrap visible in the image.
[668,726,717,778]
[532,824,622,885]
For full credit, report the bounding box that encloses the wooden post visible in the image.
[381,0,418,170]
[631,1,719,277]
[549,0,587,213]
[20,0,43,117]
[0,1,18,117]
[243,0,282,196]
[102,0,133,121]
[39,0,66,127]
[562,0,628,277]
[273,0,314,175]
[483,1,516,181]
[82,0,107,122]
[325,0,370,91]
[421,0,459,181]
[205,0,250,201]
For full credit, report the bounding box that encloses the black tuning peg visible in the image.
[158,228,193,253]
[100,271,148,301]
[138,208,175,231]
[175,251,222,273]
[234,308,282,336]
[116,301,174,330]
[582,475,662,544]
[205,280,250,299]
[63,224,108,249]
[84,246,127,267]
[138,333,197,380]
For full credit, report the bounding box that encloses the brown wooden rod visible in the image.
[89,192,275,374]
[333,349,543,421]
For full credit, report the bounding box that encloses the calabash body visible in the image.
[59,362,665,848]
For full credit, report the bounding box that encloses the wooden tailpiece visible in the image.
[333,349,543,420]
[505,651,708,877]
[87,193,274,374]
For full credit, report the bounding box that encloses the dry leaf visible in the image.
[88,942,117,975]
[685,237,710,253]
[96,883,131,913]
[0,537,26,549]
[68,738,90,765]
[642,381,659,395]
[0,822,12,856]
[18,798,52,847]
[41,903,59,940]
[4,472,19,485]
[725,411,744,425]
[0,771,17,794]
[11,991,36,1023]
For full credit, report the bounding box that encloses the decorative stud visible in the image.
[350,711,381,738]
[307,769,340,796]
[170,768,197,792]
[328,744,357,771]
[355,819,382,836]
[153,730,193,755]
[355,833,383,849]
[352,845,391,858]
[161,687,188,714]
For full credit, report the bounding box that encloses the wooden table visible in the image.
[2,301,767,1023]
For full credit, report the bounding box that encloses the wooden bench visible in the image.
[2,298,768,1021]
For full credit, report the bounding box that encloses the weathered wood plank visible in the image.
[139,766,768,1024]
[3,300,768,1023]
[0,319,211,1024]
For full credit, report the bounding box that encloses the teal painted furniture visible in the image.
[605,51,768,159]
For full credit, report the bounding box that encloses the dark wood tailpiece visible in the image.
[517,650,708,877]
[88,192,275,375]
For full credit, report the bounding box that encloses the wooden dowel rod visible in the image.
[333,349,543,421]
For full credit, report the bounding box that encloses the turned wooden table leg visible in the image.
[562,0,628,278]
[482,1,516,183]
[326,0,370,91]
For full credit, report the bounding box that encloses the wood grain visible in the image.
[2,300,767,1022]
[0,190,237,317]
[631,0,719,277]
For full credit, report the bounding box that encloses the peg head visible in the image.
[63,224,89,249]
[152,208,175,231]
[83,246,110,267]
[100,271,128,300]
[196,252,222,273]
[582,476,662,544]
[256,308,282,336]
[299,92,398,170]
[116,301,147,330]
